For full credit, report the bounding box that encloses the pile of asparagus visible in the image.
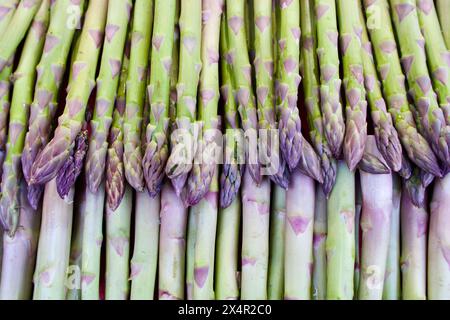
[0,0,448,300]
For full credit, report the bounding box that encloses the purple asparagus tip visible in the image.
[27,184,44,210]
[399,153,413,180]
[404,168,426,208]
[220,163,243,208]
[269,158,290,190]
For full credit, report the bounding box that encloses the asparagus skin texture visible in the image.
[428,174,450,299]
[165,0,202,196]
[0,0,49,235]
[315,0,345,158]
[158,183,188,300]
[129,192,160,300]
[436,0,450,49]
[312,184,327,300]
[184,0,222,206]
[401,190,427,300]
[357,0,402,172]
[22,0,86,209]
[0,0,42,72]
[33,179,74,300]
[285,170,315,300]
[123,0,154,192]
[326,160,355,299]
[391,0,450,168]
[337,0,367,171]
[142,0,177,196]
[215,195,240,300]
[268,184,286,300]
[354,176,362,294]
[85,0,132,193]
[301,0,336,196]
[30,0,108,185]
[186,206,197,300]
[105,185,132,300]
[363,0,441,177]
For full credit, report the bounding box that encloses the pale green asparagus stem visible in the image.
[326,161,355,300]
[427,173,450,299]
[0,181,40,300]
[105,184,132,300]
[0,0,18,33]
[400,190,427,300]
[129,191,160,300]
[436,0,450,49]
[0,0,49,235]
[267,184,286,300]
[215,195,241,300]
[383,175,402,300]
[33,179,74,300]
[312,184,327,300]
[186,206,197,300]
[285,170,315,300]
[354,176,362,294]
[123,0,154,191]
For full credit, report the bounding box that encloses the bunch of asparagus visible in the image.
[0,0,449,300]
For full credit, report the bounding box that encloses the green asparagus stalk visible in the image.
[358,146,393,300]
[390,0,450,168]
[165,0,202,196]
[0,181,40,299]
[184,0,222,206]
[33,179,74,300]
[29,0,108,185]
[0,0,49,235]
[215,195,240,300]
[267,184,286,300]
[85,0,132,193]
[0,0,18,32]
[158,183,188,300]
[354,175,362,294]
[383,174,402,300]
[326,160,355,300]
[0,0,42,72]
[105,184,132,300]
[436,0,450,49]
[275,0,302,172]
[363,0,441,177]
[285,170,315,300]
[357,0,402,172]
[300,0,336,195]
[312,184,327,300]
[186,206,197,300]
[22,0,86,209]
[142,0,177,196]
[427,173,450,299]
[129,191,160,300]
[123,0,154,192]
[315,0,345,158]
[400,190,427,300]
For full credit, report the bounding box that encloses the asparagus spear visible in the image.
[33,179,74,300]
[383,174,402,300]
[0,0,49,235]
[165,0,202,196]
[142,0,177,196]
[354,176,362,294]
[400,190,428,300]
[22,0,86,209]
[357,0,402,172]
[0,0,18,32]
[297,136,324,183]
[85,0,132,193]
[0,181,40,300]
[404,166,427,207]
[312,184,327,300]
[315,0,345,158]
[436,0,450,49]
[358,135,391,174]
[358,146,393,300]
[29,0,108,185]
[428,173,450,299]
[184,0,222,206]
[285,170,315,300]
[363,0,441,177]
[326,160,355,299]
[186,206,197,300]
[337,0,367,171]
[0,0,42,72]
[276,0,302,172]
[300,0,336,196]
[267,184,286,300]
[391,0,450,168]
[226,0,261,181]
[123,0,154,192]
